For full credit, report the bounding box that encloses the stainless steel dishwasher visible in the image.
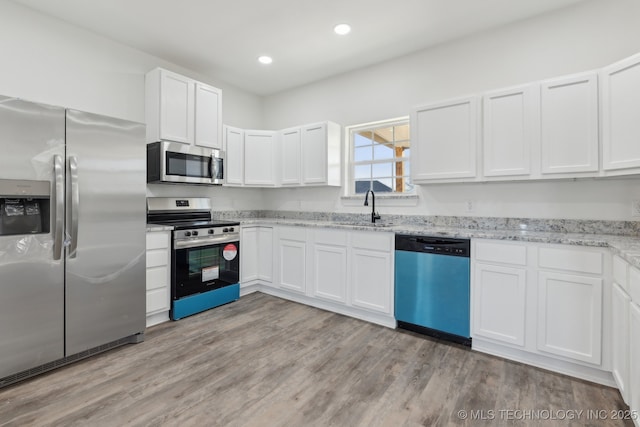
[394,234,471,346]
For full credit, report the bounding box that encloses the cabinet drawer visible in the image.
[538,247,603,275]
[146,266,169,291]
[630,266,640,303]
[314,228,348,246]
[350,231,392,252]
[474,241,527,266]
[147,287,169,314]
[147,249,168,268]
[613,255,629,292]
[146,231,170,250]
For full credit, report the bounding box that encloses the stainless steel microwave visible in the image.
[147,141,224,185]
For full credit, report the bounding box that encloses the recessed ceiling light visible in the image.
[334,23,351,35]
[258,55,273,65]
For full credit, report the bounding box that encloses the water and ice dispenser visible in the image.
[0,179,50,236]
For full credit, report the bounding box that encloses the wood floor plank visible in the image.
[0,292,632,427]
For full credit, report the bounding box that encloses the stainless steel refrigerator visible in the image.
[0,96,146,385]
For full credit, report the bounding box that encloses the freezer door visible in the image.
[0,97,65,378]
[64,110,146,355]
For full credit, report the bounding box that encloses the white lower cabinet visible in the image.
[240,226,273,291]
[252,225,394,327]
[145,230,171,327]
[276,226,307,294]
[311,229,348,304]
[537,271,602,364]
[612,282,631,403]
[471,239,611,386]
[350,246,392,315]
[630,302,640,427]
[473,263,527,346]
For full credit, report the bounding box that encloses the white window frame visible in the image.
[343,116,413,199]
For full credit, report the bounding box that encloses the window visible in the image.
[347,118,412,195]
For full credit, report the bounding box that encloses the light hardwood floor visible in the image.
[0,292,633,426]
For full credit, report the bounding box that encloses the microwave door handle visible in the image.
[68,156,79,259]
[52,155,64,260]
[211,154,222,181]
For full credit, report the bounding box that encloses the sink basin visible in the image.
[334,221,392,228]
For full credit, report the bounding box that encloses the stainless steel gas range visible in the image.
[147,198,240,320]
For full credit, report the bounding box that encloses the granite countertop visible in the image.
[239,218,640,268]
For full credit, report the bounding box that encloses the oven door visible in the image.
[172,237,240,300]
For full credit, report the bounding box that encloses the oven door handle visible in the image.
[174,235,239,249]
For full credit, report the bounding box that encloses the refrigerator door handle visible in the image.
[53,155,64,260]
[69,156,79,258]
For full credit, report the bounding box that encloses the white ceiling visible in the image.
[11,0,586,96]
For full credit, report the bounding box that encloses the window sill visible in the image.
[340,194,418,207]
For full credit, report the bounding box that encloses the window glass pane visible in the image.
[372,177,393,192]
[371,162,394,177]
[354,181,370,193]
[373,143,394,160]
[354,131,373,147]
[354,146,373,162]
[354,164,371,180]
[349,119,410,195]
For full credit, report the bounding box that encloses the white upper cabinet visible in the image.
[540,72,599,175]
[145,68,222,149]
[280,127,301,186]
[483,84,538,178]
[194,83,222,149]
[301,122,341,186]
[602,53,640,172]
[223,125,244,186]
[244,130,279,186]
[412,96,479,182]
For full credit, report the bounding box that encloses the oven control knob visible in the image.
[229,227,235,232]
[208,229,214,234]
[184,231,192,237]
[223,228,229,232]
[192,231,198,236]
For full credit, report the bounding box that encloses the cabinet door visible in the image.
[244,130,277,186]
[302,123,327,184]
[224,126,244,185]
[145,231,170,317]
[277,228,306,293]
[257,227,273,283]
[281,127,301,185]
[194,83,221,149]
[602,53,640,171]
[537,271,602,365]
[483,84,538,177]
[612,282,631,403]
[160,70,193,144]
[540,72,599,175]
[241,227,258,283]
[350,247,392,314]
[312,230,348,304]
[630,302,640,422]
[473,263,526,346]
[412,97,478,180]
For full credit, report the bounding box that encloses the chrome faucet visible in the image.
[364,190,381,224]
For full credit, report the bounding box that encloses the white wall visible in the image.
[260,0,640,220]
[0,0,265,209]
[0,1,263,127]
